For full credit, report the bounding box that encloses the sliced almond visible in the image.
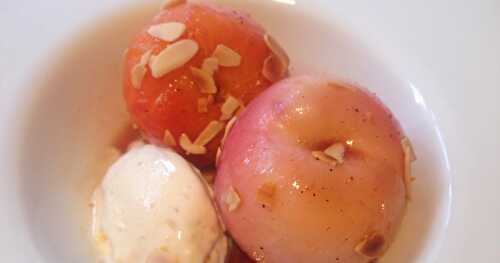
[161,0,185,9]
[220,96,241,121]
[401,137,417,161]
[147,22,186,42]
[262,34,289,82]
[150,39,199,78]
[191,67,217,94]
[163,129,177,147]
[256,182,276,208]
[194,121,225,146]
[262,54,287,82]
[140,50,153,65]
[223,186,241,212]
[202,57,219,76]
[179,133,207,155]
[216,147,222,166]
[264,34,290,66]
[212,44,242,67]
[355,233,386,258]
[131,65,147,88]
[401,137,416,200]
[221,117,237,147]
[324,143,346,163]
[312,151,337,166]
[131,50,153,88]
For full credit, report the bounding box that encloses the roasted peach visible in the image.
[123,1,288,167]
[215,76,410,263]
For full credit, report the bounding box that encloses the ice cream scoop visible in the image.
[92,144,227,263]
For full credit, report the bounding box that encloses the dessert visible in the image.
[89,1,416,263]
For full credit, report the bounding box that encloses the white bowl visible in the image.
[2,0,499,262]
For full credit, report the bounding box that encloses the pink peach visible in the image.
[215,76,407,263]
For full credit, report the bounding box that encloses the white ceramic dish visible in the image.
[1,0,499,262]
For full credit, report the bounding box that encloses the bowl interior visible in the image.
[19,1,451,262]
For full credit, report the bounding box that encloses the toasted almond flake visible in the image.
[191,67,217,94]
[220,95,241,121]
[401,137,417,161]
[401,137,416,200]
[216,147,222,166]
[140,50,153,65]
[324,143,346,163]
[161,0,185,9]
[262,54,287,82]
[312,151,337,166]
[213,44,242,67]
[221,117,237,147]
[147,22,186,42]
[202,57,219,76]
[131,65,147,88]
[224,186,241,212]
[179,133,207,155]
[262,34,289,82]
[163,129,177,146]
[256,182,276,208]
[194,121,225,146]
[355,233,386,258]
[264,34,290,66]
[150,39,199,78]
[131,50,153,88]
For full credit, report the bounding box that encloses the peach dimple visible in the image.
[215,75,407,263]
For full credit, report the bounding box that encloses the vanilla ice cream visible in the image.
[91,144,227,263]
